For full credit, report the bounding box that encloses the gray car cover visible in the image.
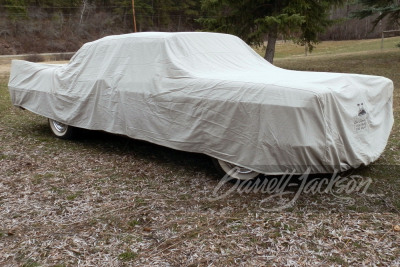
[8,32,394,174]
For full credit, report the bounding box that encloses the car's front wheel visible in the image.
[212,158,260,180]
[48,118,76,139]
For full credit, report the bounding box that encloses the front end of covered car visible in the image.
[315,71,393,172]
[220,69,395,175]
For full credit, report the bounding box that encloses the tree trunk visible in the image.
[80,0,87,25]
[264,31,277,64]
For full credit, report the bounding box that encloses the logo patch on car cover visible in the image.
[354,103,368,133]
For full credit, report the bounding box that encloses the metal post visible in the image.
[379,12,383,51]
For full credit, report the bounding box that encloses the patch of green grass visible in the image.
[393,198,400,211]
[32,173,54,185]
[22,259,41,267]
[347,204,372,213]
[127,219,141,227]
[135,197,146,205]
[352,241,363,249]
[66,191,83,201]
[178,193,192,200]
[118,250,138,261]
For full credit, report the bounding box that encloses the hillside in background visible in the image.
[0,0,398,55]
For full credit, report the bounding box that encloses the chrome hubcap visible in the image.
[51,120,67,133]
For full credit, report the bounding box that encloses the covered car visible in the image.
[8,32,394,179]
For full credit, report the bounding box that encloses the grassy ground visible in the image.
[0,40,399,266]
[255,36,400,58]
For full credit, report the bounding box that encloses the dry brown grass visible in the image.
[0,50,399,266]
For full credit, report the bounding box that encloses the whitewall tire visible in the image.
[48,118,76,139]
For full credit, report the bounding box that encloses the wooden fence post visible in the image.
[132,0,137,32]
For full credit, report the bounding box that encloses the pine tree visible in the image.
[199,0,345,63]
[352,0,400,28]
